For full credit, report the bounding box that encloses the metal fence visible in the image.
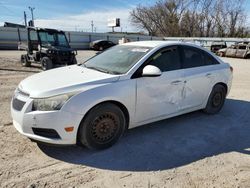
[0,27,162,50]
[0,27,249,50]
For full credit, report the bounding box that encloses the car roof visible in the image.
[122,40,203,49]
[122,40,172,48]
[92,39,109,43]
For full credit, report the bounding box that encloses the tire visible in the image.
[78,103,126,150]
[41,57,53,71]
[203,84,226,114]
[218,52,224,57]
[245,54,250,59]
[20,54,31,67]
[71,56,77,65]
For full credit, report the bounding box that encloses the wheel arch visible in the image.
[76,100,130,144]
[214,82,228,94]
[245,53,250,59]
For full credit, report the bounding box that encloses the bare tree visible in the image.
[130,0,249,37]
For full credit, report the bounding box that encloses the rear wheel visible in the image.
[20,54,31,67]
[41,57,53,71]
[245,54,250,59]
[78,103,126,150]
[203,84,226,114]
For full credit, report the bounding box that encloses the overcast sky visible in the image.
[0,0,249,33]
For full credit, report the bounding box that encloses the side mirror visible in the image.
[142,65,162,77]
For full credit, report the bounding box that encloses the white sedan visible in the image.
[11,41,233,149]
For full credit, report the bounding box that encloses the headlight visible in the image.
[32,94,74,111]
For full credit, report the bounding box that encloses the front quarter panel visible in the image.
[61,79,136,127]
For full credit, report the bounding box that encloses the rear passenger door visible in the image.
[236,45,247,58]
[180,46,219,110]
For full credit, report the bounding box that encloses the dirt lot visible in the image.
[0,50,250,188]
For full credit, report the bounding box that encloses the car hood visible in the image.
[18,65,120,98]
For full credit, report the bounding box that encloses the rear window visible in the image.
[203,52,219,65]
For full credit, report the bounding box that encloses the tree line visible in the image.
[130,0,250,37]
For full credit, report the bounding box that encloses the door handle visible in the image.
[171,80,182,85]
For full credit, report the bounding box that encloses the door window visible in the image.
[30,30,38,41]
[182,46,204,68]
[149,47,181,72]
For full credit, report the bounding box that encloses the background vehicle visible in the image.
[210,41,227,53]
[89,40,116,51]
[11,41,233,150]
[217,43,250,58]
[18,27,77,70]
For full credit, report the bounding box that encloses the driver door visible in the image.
[135,46,185,123]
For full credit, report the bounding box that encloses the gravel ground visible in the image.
[0,50,250,188]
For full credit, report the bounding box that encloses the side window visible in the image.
[182,46,204,68]
[203,52,219,65]
[149,47,181,72]
[30,31,38,41]
[238,45,246,50]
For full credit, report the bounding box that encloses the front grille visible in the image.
[12,98,26,111]
[32,128,61,139]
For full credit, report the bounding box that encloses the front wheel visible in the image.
[218,52,224,57]
[71,56,77,65]
[203,84,226,114]
[78,103,126,150]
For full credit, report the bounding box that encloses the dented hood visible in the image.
[19,65,120,98]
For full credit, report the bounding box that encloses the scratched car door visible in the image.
[135,46,184,123]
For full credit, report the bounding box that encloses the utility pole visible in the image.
[24,11,27,27]
[91,20,94,33]
[29,6,35,26]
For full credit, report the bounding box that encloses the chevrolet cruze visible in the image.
[11,41,233,149]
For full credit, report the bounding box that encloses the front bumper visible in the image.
[11,91,83,145]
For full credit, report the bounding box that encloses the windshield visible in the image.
[38,31,68,47]
[83,45,151,74]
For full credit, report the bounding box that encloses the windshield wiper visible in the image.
[84,65,120,75]
[86,66,110,74]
